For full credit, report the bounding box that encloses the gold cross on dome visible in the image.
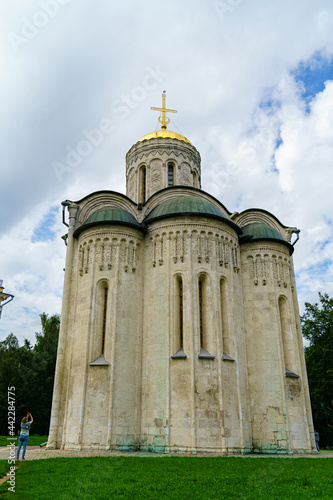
[150,91,177,130]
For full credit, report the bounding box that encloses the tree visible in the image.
[29,313,60,435]
[0,334,35,434]
[301,292,333,448]
[0,313,60,436]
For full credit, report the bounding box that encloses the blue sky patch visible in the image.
[258,52,333,115]
[275,136,283,150]
[32,206,59,243]
[303,258,332,278]
[292,51,333,110]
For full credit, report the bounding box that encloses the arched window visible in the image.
[278,296,297,376]
[101,285,108,355]
[171,275,186,359]
[198,275,215,359]
[168,164,174,186]
[90,280,110,365]
[199,278,204,349]
[179,277,183,348]
[220,278,229,355]
[139,166,147,203]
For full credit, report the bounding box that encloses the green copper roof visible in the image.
[144,195,229,223]
[84,207,140,225]
[240,222,284,241]
[240,222,294,254]
[74,206,141,237]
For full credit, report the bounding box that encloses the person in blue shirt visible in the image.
[17,412,33,460]
[314,430,320,451]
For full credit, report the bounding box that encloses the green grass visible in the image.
[0,435,47,447]
[0,456,332,499]
[0,461,8,479]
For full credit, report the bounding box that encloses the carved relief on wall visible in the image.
[216,236,231,269]
[78,240,94,275]
[172,231,188,263]
[179,162,192,186]
[123,240,140,273]
[147,226,238,269]
[128,170,136,200]
[192,231,213,264]
[150,159,163,191]
[78,234,141,275]
[231,243,240,273]
[150,234,164,267]
[246,250,290,287]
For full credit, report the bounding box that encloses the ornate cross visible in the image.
[150,91,177,130]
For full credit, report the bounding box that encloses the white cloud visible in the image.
[1,0,333,343]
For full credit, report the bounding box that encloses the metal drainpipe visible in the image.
[292,229,300,246]
[61,200,71,227]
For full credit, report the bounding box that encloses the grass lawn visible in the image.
[0,435,47,447]
[0,456,332,499]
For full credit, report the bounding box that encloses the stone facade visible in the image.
[48,130,316,454]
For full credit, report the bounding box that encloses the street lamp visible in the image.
[0,280,14,319]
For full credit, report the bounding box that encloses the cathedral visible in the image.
[48,93,316,454]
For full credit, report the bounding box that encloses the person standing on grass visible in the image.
[17,412,33,460]
[314,430,320,451]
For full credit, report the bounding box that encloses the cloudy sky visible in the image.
[1,0,333,345]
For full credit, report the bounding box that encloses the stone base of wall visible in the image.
[50,442,315,455]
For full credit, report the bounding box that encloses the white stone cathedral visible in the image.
[48,94,316,454]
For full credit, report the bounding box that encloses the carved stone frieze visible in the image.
[245,250,290,287]
[78,234,141,275]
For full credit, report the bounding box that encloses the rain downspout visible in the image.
[292,229,300,246]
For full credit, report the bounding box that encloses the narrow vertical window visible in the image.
[168,164,174,186]
[179,278,183,348]
[279,296,298,376]
[139,166,146,203]
[198,275,215,359]
[220,278,234,360]
[199,280,204,348]
[101,286,108,355]
[171,275,186,359]
[142,167,146,201]
[220,279,227,353]
[90,281,110,365]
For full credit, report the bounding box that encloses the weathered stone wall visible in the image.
[56,225,144,450]
[240,240,314,453]
[141,216,249,453]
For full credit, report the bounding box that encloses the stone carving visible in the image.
[246,252,291,287]
[159,235,164,266]
[128,171,135,199]
[248,255,254,279]
[152,238,157,267]
[232,243,240,273]
[151,168,162,191]
[256,255,263,284]
[180,163,192,186]
[263,254,269,285]
[172,231,188,263]
[283,258,289,288]
[77,235,141,275]
[79,246,84,276]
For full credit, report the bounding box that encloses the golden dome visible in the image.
[137,129,192,144]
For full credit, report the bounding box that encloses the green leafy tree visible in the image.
[28,313,60,435]
[0,313,60,436]
[301,292,333,447]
